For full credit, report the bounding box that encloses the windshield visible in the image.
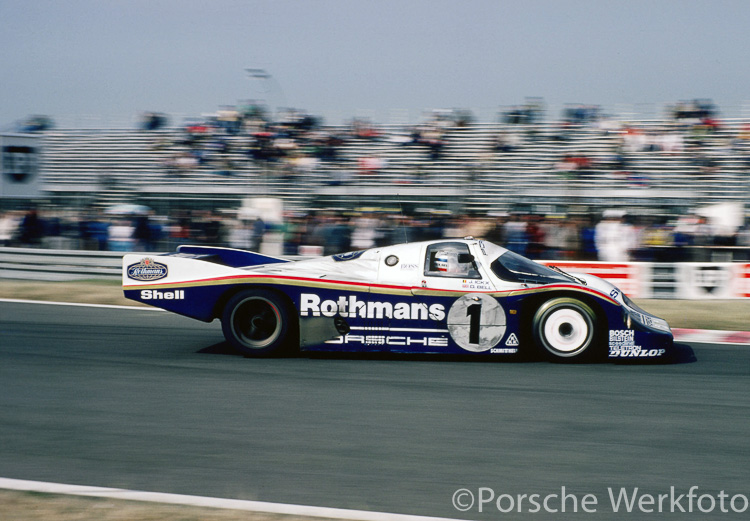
[490,250,572,284]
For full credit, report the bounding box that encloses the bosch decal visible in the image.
[610,330,635,343]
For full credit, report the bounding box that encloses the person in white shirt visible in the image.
[595,210,636,262]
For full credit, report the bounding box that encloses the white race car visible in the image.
[123,238,672,361]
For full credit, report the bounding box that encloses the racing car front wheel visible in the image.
[532,298,598,362]
[222,289,296,356]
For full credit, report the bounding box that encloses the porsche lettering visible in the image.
[327,334,449,347]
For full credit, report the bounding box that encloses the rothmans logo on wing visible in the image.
[127,258,168,281]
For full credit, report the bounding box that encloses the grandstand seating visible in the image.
[37,119,750,216]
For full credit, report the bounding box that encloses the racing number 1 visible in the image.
[447,293,507,353]
[467,303,481,344]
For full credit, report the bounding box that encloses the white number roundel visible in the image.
[447,293,507,352]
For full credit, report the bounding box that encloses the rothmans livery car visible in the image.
[122,238,673,361]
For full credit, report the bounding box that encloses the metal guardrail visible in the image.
[0,247,126,281]
[0,246,310,282]
[0,247,299,282]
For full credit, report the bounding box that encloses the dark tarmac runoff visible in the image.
[1,301,748,519]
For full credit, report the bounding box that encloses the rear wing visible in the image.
[174,245,290,268]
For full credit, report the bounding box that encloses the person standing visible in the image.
[595,210,636,261]
[19,208,44,247]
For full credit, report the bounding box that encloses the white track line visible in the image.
[0,478,469,521]
[0,298,157,311]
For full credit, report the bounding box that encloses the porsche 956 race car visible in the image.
[122,238,673,361]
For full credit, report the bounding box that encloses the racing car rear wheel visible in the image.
[222,289,295,356]
[532,298,598,362]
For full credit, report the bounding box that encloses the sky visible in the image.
[2,0,750,128]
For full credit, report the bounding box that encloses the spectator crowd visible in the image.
[2,207,748,263]
[3,97,749,264]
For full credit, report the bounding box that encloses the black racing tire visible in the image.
[221,289,297,357]
[532,297,598,362]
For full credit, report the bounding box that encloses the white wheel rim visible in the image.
[543,308,591,353]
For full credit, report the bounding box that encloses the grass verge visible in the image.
[0,490,340,521]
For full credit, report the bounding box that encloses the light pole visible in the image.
[245,68,287,120]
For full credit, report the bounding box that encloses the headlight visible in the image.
[622,295,671,333]
[627,308,671,332]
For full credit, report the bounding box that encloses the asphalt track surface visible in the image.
[1,301,749,520]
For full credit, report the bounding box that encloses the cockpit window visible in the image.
[424,242,481,279]
[490,250,570,284]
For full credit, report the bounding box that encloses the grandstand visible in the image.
[36,118,750,217]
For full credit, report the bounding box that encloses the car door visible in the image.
[409,242,508,353]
